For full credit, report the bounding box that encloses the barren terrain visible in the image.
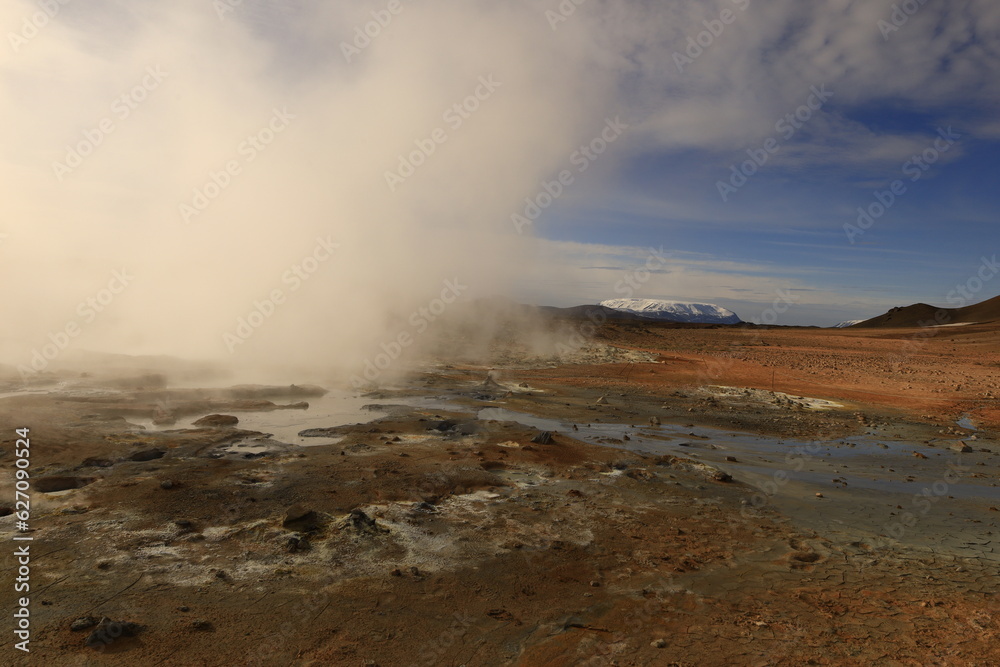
[1,321,998,666]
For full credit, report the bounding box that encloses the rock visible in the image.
[651,639,668,648]
[531,431,554,445]
[951,442,973,453]
[130,449,165,462]
[343,509,387,535]
[712,471,733,483]
[411,502,438,513]
[815,493,824,498]
[430,420,457,432]
[85,618,142,649]
[160,480,175,489]
[193,414,239,427]
[726,456,738,462]
[191,619,213,631]
[71,617,98,632]
[286,534,310,553]
[595,396,608,405]
[282,505,317,528]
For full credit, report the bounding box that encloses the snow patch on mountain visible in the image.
[833,319,864,328]
[599,299,741,324]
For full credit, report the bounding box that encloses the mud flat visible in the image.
[1,345,998,665]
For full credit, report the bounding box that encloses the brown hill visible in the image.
[853,294,1000,328]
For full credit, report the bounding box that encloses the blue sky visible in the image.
[510,0,1000,326]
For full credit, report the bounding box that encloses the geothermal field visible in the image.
[4,1,1000,666]
[1,311,999,665]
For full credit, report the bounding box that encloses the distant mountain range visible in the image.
[599,299,742,325]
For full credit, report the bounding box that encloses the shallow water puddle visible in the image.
[132,391,386,447]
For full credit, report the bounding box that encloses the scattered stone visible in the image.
[649,416,661,426]
[913,452,928,459]
[651,639,668,648]
[71,617,99,632]
[193,414,239,427]
[712,470,733,483]
[595,396,608,405]
[815,493,824,498]
[343,509,387,535]
[531,431,554,445]
[191,619,213,631]
[412,502,438,513]
[178,606,190,612]
[160,480,175,489]
[951,442,973,453]
[286,534,310,553]
[589,580,601,587]
[726,456,738,462]
[85,618,142,649]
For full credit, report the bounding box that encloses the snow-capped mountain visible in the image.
[833,319,863,328]
[599,299,742,324]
